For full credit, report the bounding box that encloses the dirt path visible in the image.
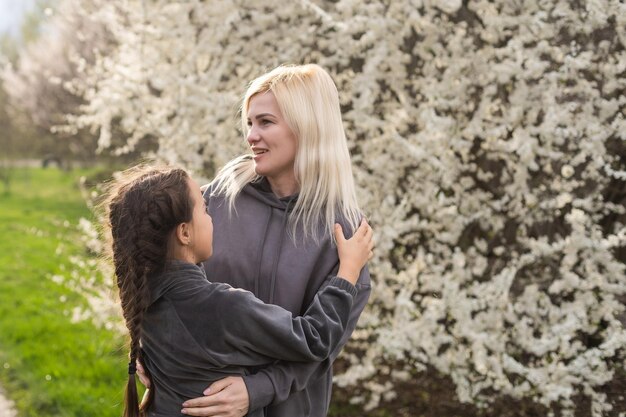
[0,386,17,417]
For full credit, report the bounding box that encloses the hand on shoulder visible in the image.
[335,219,374,285]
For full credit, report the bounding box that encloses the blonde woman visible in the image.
[169,64,370,417]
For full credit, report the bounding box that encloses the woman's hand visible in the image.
[181,376,249,417]
[335,219,374,285]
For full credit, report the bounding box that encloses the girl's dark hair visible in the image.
[102,165,193,417]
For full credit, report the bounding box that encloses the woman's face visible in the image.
[187,177,213,263]
[246,92,298,195]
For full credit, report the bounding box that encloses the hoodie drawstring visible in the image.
[268,197,296,304]
[254,206,273,297]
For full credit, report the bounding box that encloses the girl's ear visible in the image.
[174,222,191,245]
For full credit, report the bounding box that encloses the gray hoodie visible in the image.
[142,260,357,417]
[204,178,371,416]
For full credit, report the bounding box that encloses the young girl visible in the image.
[102,165,373,417]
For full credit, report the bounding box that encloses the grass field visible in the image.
[0,167,126,417]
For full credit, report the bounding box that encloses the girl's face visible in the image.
[246,91,298,195]
[187,177,213,263]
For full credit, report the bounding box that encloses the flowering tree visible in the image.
[1,0,113,160]
[50,0,626,415]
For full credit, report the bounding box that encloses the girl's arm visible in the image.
[175,220,373,365]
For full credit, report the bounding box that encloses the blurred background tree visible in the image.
[0,0,141,170]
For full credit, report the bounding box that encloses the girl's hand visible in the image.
[335,219,374,285]
[136,360,151,389]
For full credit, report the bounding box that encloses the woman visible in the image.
[103,165,373,417]
[181,64,371,417]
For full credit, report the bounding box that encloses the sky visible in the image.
[0,0,37,37]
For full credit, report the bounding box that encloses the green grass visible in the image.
[0,167,126,417]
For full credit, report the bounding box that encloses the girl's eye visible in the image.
[261,119,272,125]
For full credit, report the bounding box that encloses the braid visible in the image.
[102,165,193,417]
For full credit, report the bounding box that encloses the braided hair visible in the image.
[102,165,193,417]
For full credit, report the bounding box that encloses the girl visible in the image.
[102,165,373,417]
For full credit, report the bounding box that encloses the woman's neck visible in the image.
[267,175,299,198]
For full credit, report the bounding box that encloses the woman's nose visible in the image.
[247,127,260,144]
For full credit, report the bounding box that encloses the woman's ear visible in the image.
[174,222,191,245]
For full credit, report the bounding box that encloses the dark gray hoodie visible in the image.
[141,260,357,417]
[203,178,371,416]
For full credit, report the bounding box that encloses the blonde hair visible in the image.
[211,64,361,242]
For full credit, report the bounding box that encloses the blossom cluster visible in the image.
[15,0,626,415]
[2,0,110,129]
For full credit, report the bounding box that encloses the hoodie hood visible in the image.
[148,260,207,305]
[243,177,298,211]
